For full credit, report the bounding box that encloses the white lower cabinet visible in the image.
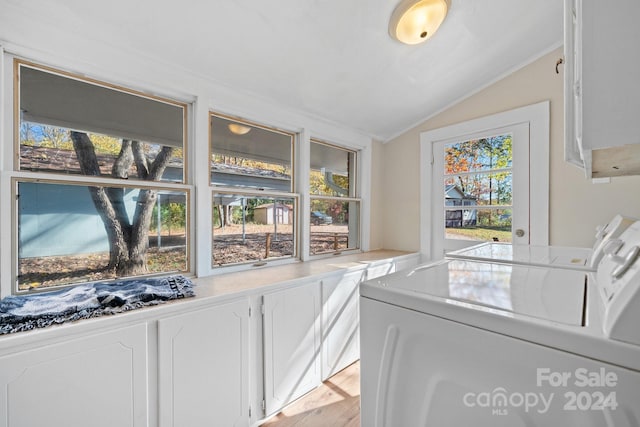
[262,280,322,416]
[259,261,412,417]
[321,270,363,380]
[157,298,250,427]
[0,254,416,427]
[0,324,148,427]
[319,261,410,381]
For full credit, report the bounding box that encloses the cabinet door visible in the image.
[263,281,321,415]
[582,0,640,151]
[564,0,584,169]
[0,324,148,427]
[321,270,363,380]
[158,299,250,427]
[565,0,640,176]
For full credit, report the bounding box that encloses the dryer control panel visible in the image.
[597,220,640,345]
[590,214,637,267]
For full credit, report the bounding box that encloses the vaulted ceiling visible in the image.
[0,0,563,141]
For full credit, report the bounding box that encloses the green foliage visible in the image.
[151,202,186,232]
[309,170,327,195]
[171,147,184,159]
[310,170,349,196]
[87,133,123,155]
[444,134,513,207]
[332,174,349,191]
[231,206,244,223]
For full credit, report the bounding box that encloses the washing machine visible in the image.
[360,221,640,427]
[445,214,636,271]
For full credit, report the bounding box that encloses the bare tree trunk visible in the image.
[225,205,233,226]
[71,131,173,276]
[90,187,130,269]
[217,205,224,228]
[108,140,134,247]
[222,205,228,227]
[124,188,157,276]
[71,132,100,176]
[71,131,129,269]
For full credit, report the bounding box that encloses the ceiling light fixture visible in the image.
[389,0,450,45]
[228,123,252,135]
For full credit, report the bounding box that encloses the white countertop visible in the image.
[194,249,415,298]
[0,250,416,349]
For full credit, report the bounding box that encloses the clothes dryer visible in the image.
[360,220,640,426]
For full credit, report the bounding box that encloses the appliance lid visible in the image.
[361,259,587,326]
[446,242,592,270]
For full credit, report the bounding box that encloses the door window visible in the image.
[442,133,513,243]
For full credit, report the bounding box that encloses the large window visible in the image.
[210,113,296,267]
[309,140,360,255]
[14,61,189,292]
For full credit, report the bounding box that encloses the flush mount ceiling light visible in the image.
[228,123,252,135]
[389,0,450,45]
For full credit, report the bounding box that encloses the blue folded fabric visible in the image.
[0,275,194,335]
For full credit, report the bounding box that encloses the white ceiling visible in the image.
[0,0,563,141]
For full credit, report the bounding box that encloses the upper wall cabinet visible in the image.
[564,0,640,178]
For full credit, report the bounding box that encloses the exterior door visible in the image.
[420,102,549,260]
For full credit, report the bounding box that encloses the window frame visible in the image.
[308,138,361,257]
[13,177,192,293]
[209,111,299,270]
[6,58,192,295]
[0,51,373,296]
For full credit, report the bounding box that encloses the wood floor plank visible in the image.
[261,362,361,427]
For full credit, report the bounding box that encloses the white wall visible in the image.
[381,47,640,250]
[369,140,385,250]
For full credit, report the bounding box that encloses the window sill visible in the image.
[193,249,418,299]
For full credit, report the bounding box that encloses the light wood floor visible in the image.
[261,362,361,427]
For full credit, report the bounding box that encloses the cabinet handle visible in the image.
[556,57,564,74]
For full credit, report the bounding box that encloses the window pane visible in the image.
[213,194,296,267]
[444,134,512,175]
[17,181,188,291]
[310,141,355,197]
[444,172,512,207]
[19,127,184,182]
[309,199,360,255]
[445,208,512,243]
[210,115,293,192]
[18,64,185,182]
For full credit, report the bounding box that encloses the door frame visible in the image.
[419,101,550,260]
